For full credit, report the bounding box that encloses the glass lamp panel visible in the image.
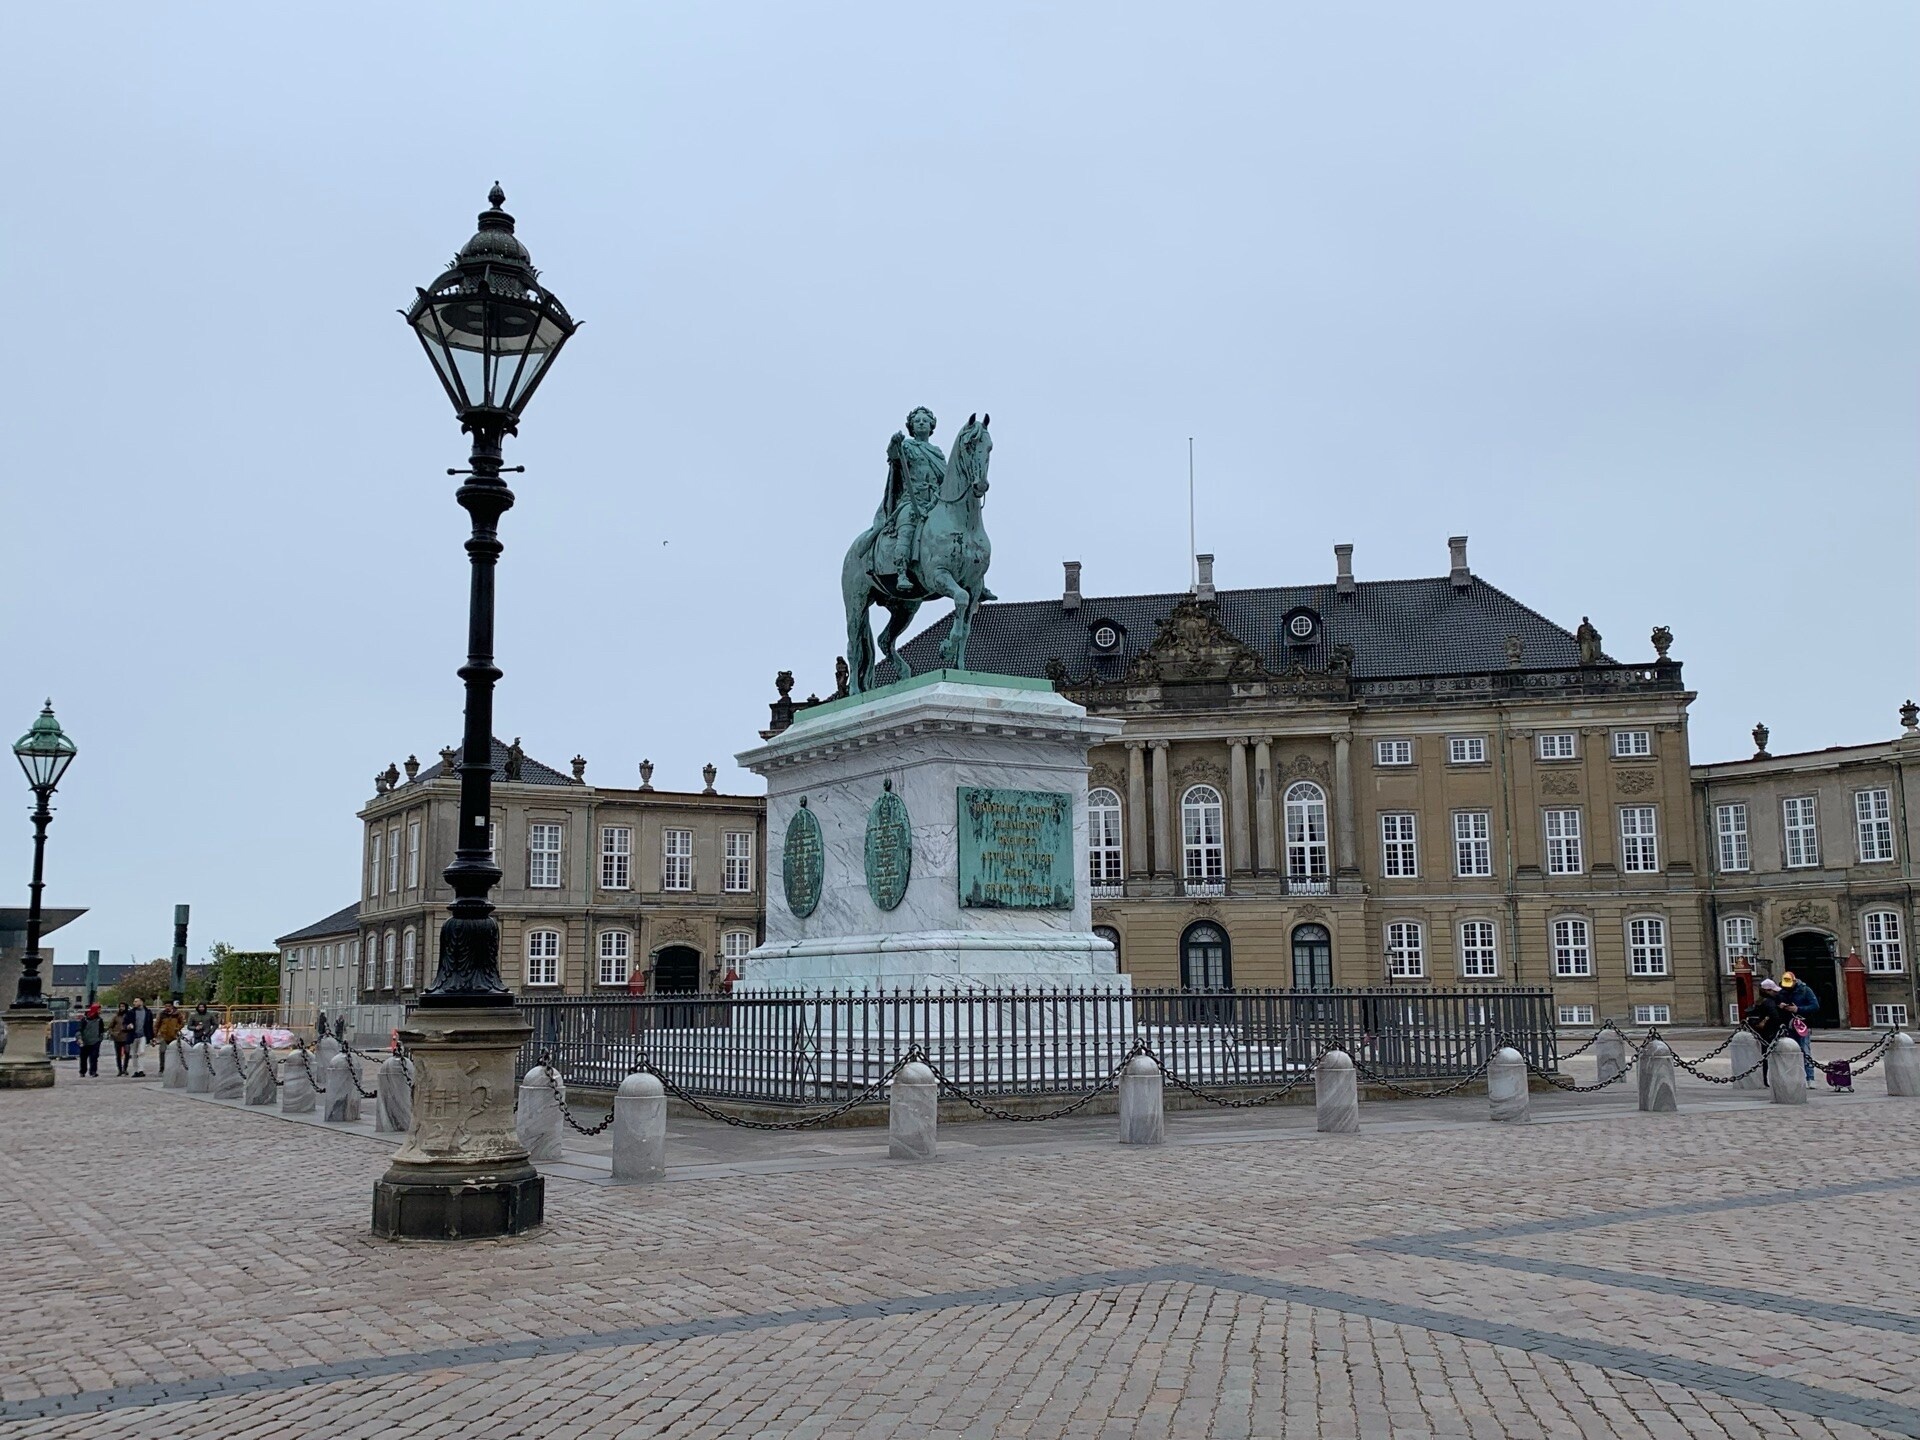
[14,738,74,790]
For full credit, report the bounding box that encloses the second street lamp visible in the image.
[0,702,78,1090]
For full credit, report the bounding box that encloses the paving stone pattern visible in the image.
[3,1060,1918,1438]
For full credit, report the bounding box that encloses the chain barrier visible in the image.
[1811,1030,1897,1076]
[1345,1044,1498,1099]
[536,1049,930,1134]
[920,1042,1148,1123]
[232,1038,283,1088]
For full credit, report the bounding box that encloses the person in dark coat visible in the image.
[1778,970,1821,1084]
[1745,980,1786,1082]
[127,998,153,1076]
[109,1004,133,1076]
[76,1004,105,1078]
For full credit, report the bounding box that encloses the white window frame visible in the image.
[1627,915,1669,977]
[1558,1004,1596,1027]
[387,826,402,892]
[526,929,561,987]
[528,822,563,889]
[1448,735,1487,765]
[368,830,383,897]
[597,930,633,986]
[1536,733,1576,761]
[1872,1003,1910,1028]
[1385,921,1425,979]
[1611,730,1652,758]
[1782,796,1819,868]
[1452,810,1493,878]
[382,930,396,989]
[1283,782,1330,883]
[662,829,694,892]
[1619,806,1660,873]
[722,930,754,970]
[1720,914,1756,975]
[1375,739,1413,767]
[1380,813,1418,878]
[600,825,632,890]
[1551,916,1592,978]
[364,933,378,990]
[723,831,756,893]
[1181,786,1225,884]
[1087,789,1124,886]
[1544,809,1583,875]
[406,820,422,888]
[401,927,417,988]
[1715,802,1750,873]
[1863,911,1905,974]
[1631,1004,1672,1026]
[1856,788,1894,863]
[1458,920,1499,979]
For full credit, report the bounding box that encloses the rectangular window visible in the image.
[1864,912,1905,974]
[528,823,563,888]
[1544,809,1583,875]
[1721,914,1756,975]
[368,830,383,897]
[1380,814,1418,878]
[722,930,754,971]
[526,930,560,987]
[662,829,693,891]
[1558,1005,1596,1027]
[1375,739,1413,767]
[1552,917,1592,977]
[1628,916,1669,976]
[1386,921,1425,978]
[1453,811,1493,877]
[1448,736,1487,765]
[1537,733,1576,761]
[1619,806,1659,873]
[1873,1003,1910,1028]
[387,826,401,892]
[1715,803,1750,873]
[1783,797,1819,868]
[597,930,632,986]
[1459,920,1499,978]
[401,928,417,988]
[1856,789,1894,862]
[600,826,632,890]
[382,932,396,989]
[724,831,755,893]
[1631,1004,1672,1026]
[1612,730,1652,758]
[406,820,422,888]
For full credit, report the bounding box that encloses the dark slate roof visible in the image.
[895,576,1609,681]
[410,736,581,788]
[275,902,363,946]
[51,963,133,985]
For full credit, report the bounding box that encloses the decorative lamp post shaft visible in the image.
[16,791,52,1008]
[5,701,76,1089]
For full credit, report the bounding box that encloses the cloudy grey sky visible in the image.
[3,3,1914,967]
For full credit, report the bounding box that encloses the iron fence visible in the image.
[516,986,1557,1104]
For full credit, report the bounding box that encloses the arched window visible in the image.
[722,930,754,979]
[1093,924,1122,972]
[1458,920,1499,978]
[1181,785,1225,886]
[1291,924,1332,991]
[1552,916,1592,977]
[526,929,561,987]
[1386,921,1425,978]
[400,927,417,988]
[364,934,377,991]
[1283,782,1329,885]
[1087,788,1123,887]
[598,930,633,986]
[1180,921,1231,989]
[382,930,397,988]
[1721,915,1756,975]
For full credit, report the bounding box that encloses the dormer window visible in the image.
[1088,620,1124,655]
[1280,606,1320,646]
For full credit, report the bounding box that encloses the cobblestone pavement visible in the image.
[4,1045,1918,1439]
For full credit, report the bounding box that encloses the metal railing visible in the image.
[517,986,1557,1105]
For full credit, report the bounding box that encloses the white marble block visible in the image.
[1487,1047,1529,1123]
[1887,1033,1919,1098]
[1768,1038,1808,1105]
[1729,1030,1767,1091]
[313,1036,341,1091]
[163,1039,190,1089]
[324,1053,362,1123]
[210,1045,246,1102]
[184,1043,212,1094]
[735,673,1128,993]
[1594,1033,1627,1088]
[1637,1039,1678,1112]
[376,1055,413,1133]
[279,1053,317,1114]
[1118,1053,1166,1145]
[611,1073,668,1183]
[516,1065,567,1162]
[889,1060,938,1159]
[1316,1051,1359,1134]
[243,1046,278,1106]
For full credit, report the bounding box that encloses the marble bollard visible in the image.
[516,1065,567,1163]
[324,1053,362,1123]
[1730,1030,1767,1091]
[1118,1054,1166,1145]
[279,1050,318,1114]
[163,1039,190,1089]
[1488,1047,1530,1123]
[1887,1033,1920,1098]
[184,1042,213,1094]
[210,1046,247,1101]
[1316,1051,1360,1134]
[1594,1032,1627,1088]
[376,1055,413,1133]
[1769,1037,1809,1105]
[1637,1039,1678,1112]
[888,1060,938,1160]
[243,1046,278,1106]
[611,1073,668,1183]
[313,1036,341,1091]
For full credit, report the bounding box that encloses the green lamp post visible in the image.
[1,702,77,1089]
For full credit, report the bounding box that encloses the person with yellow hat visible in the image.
[1777,971,1820,1085]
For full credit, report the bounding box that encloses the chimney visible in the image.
[1062,560,1083,612]
[1447,535,1470,591]
[1193,553,1216,602]
[1334,543,1355,596]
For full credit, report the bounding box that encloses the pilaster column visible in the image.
[1228,739,1252,877]
[1333,731,1358,875]
[1125,741,1149,879]
[1150,740,1173,879]
[1253,738,1277,875]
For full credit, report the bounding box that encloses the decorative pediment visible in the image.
[1777,900,1831,931]
[1173,757,1227,793]
[650,917,701,948]
[1280,752,1331,786]
[1089,762,1124,795]
[1127,597,1269,684]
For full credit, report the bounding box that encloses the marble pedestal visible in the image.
[1487,1047,1530,1122]
[1888,1033,1920,1098]
[0,1008,54,1088]
[376,1056,413,1133]
[1768,1038,1808,1105]
[1316,1052,1360,1133]
[888,1061,938,1160]
[371,1006,542,1240]
[1730,1030,1767,1090]
[209,1046,246,1101]
[184,1043,212,1093]
[1637,1040,1678,1112]
[611,1073,667,1183]
[1118,1054,1165,1145]
[243,1047,278,1105]
[163,1039,190,1089]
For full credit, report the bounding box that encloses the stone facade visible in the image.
[274,904,361,1025]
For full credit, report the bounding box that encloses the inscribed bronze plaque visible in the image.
[782,801,824,919]
[864,785,912,911]
[956,787,1073,909]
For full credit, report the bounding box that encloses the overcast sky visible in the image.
[3,4,1914,967]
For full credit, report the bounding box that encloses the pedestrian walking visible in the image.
[109,1004,133,1076]
[76,1003,105,1078]
[189,1001,215,1044]
[155,1002,184,1073]
[127,997,154,1076]
[1778,970,1821,1086]
[1745,980,1786,1082]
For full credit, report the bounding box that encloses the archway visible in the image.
[653,945,700,994]
[1780,931,1841,1028]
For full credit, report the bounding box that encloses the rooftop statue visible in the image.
[841,407,995,694]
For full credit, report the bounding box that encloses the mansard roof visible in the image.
[411,736,582,788]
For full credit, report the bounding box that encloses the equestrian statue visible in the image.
[840,406,995,695]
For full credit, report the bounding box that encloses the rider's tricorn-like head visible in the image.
[906,406,937,438]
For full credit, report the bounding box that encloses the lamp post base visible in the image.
[370,1005,543,1240]
[0,1008,55,1088]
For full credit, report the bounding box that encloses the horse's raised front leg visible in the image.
[877,600,920,686]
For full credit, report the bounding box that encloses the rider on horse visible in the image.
[874,406,945,591]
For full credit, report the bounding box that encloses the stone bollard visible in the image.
[210,1045,247,1101]
[1487,1047,1530,1123]
[1887,1033,1920,1098]
[1118,1054,1166,1145]
[313,1035,341,1091]
[1729,1030,1767,1091]
[324,1052,362,1123]
[1594,1032,1627,1088]
[611,1073,668,1183]
[163,1039,190,1089]
[243,1046,278,1106]
[279,1049,318,1114]
[1316,1051,1360,1134]
[888,1060,938,1160]
[184,1042,213,1094]
[1769,1037,1809,1105]
[516,1065,568,1162]
[1637,1039,1678,1112]
[376,1055,413,1133]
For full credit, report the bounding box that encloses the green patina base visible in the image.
[791,669,1054,728]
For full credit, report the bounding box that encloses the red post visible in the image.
[1733,956,1755,1017]
[1842,951,1870,1029]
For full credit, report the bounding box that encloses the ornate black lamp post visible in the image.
[1,702,77,1089]
[372,187,576,1239]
